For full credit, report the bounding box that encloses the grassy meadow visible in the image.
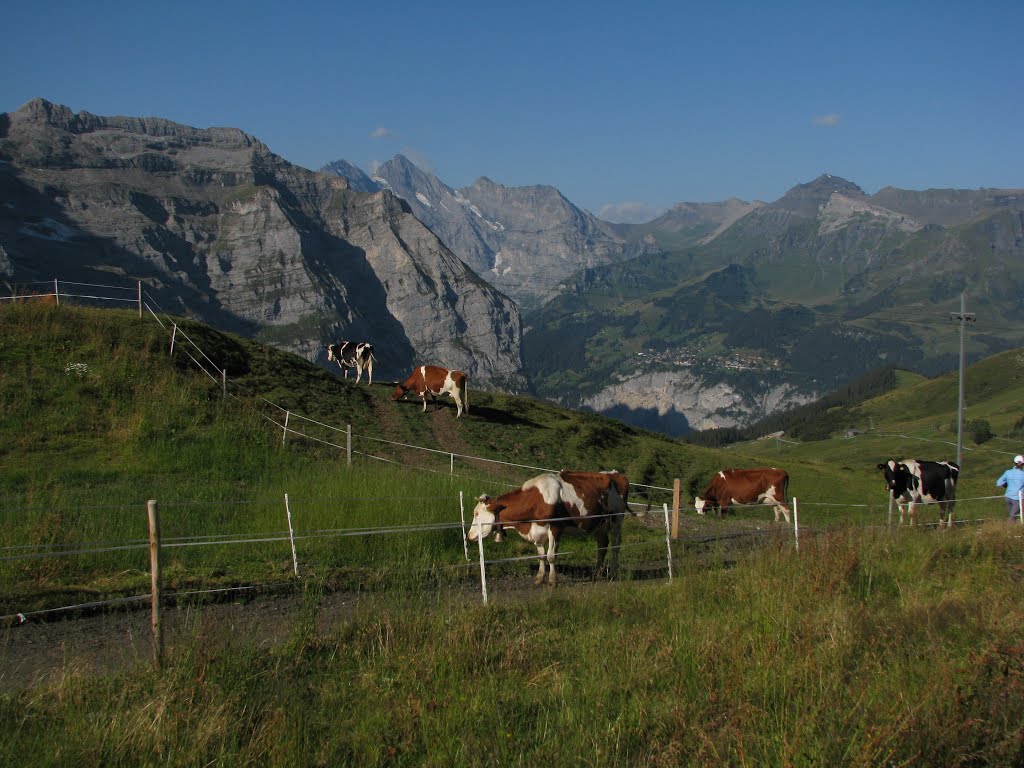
[2,301,1024,765]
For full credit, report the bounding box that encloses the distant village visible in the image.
[633,346,782,374]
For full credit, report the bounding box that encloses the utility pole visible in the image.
[950,291,976,468]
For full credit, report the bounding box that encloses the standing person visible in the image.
[996,455,1024,521]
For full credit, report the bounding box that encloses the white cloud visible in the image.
[370,126,393,139]
[597,201,666,224]
[814,113,841,127]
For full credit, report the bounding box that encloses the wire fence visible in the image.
[1,486,1016,626]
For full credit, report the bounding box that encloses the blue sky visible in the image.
[3,1,1021,222]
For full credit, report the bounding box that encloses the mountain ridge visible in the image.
[5,98,1022,438]
[323,153,656,309]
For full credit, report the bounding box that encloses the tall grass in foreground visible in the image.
[3,523,1024,766]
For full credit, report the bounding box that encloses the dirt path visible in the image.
[0,589,366,692]
[0,573,617,690]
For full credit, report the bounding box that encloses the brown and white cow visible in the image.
[694,467,791,523]
[391,365,468,418]
[326,341,375,385]
[467,470,630,586]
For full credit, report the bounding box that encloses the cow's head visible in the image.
[391,383,407,401]
[326,344,337,363]
[694,496,707,515]
[467,495,501,541]
[876,460,912,496]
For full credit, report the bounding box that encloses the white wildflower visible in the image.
[65,362,89,378]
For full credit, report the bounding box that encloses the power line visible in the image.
[951,292,977,467]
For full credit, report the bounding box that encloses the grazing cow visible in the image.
[694,467,791,523]
[326,341,375,385]
[876,459,959,527]
[392,365,468,418]
[468,470,630,586]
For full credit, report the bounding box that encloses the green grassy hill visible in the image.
[1,302,1022,613]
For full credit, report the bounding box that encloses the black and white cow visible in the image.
[876,459,960,527]
[326,341,375,385]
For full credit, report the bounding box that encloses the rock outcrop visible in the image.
[582,370,810,435]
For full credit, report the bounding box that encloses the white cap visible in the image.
[1015,455,1024,465]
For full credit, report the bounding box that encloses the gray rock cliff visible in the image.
[582,370,811,434]
[0,99,526,390]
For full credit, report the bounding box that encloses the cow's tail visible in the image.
[780,472,791,510]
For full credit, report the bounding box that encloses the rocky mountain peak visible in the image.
[773,173,866,218]
[325,154,651,309]
[8,97,265,153]
[320,159,379,194]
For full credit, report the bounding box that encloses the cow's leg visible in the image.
[908,500,917,526]
[593,526,610,578]
[354,361,363,385]
[533,543,547,586]
[366,358,373,386]
[545,529,558,586]
[773,501,791,524]
[941,500,953,528]
[421,393,428,412]
[605,518,623,579]
[452,389,464,418]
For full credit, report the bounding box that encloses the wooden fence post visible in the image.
[671,478,681,539]
[283,411,289,447]
[53,278,60,306]
[147,499,163,670]
[221,369,226,398]
[137,281,142,318]
[170,324,177,357]
[346,424,352,466]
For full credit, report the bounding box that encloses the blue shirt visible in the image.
[996,467,1024,499]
